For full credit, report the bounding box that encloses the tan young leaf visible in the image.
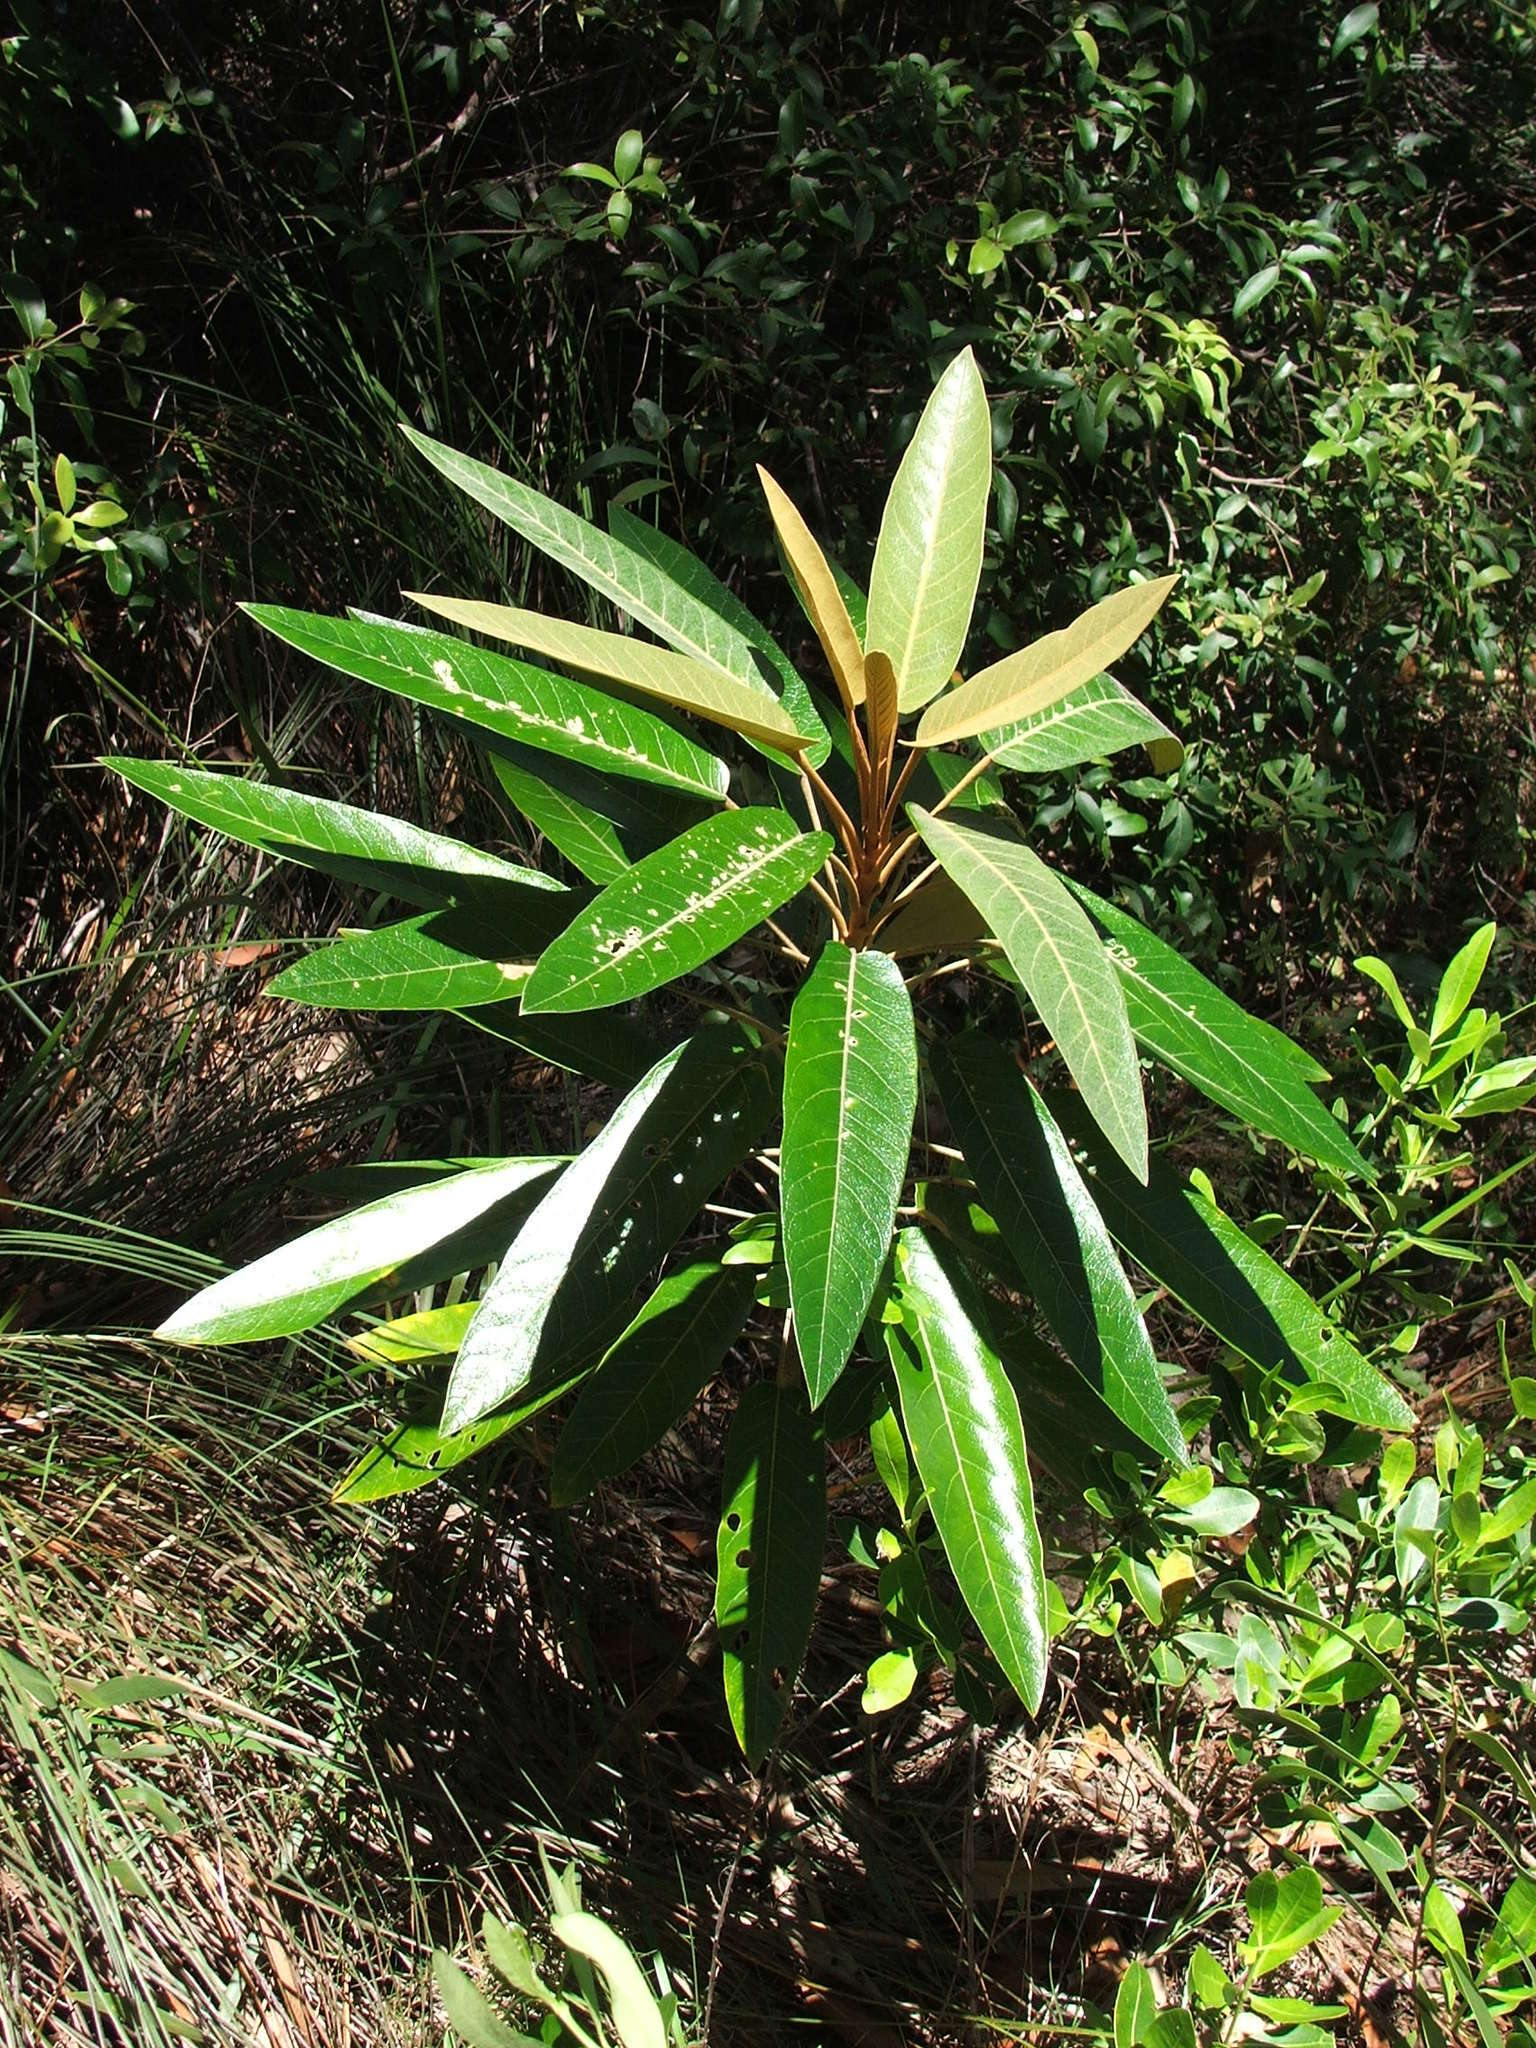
[757,466,866,711]
[863,648,901,803]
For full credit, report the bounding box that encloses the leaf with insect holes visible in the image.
[984,673,1183,776]
[1067,881,1372,1179]
[335,1361,590,1505]
[918,575,1177,746]
[867,349,992,711]
[909,807,1147,1179]
[935,1037,1185,1464]
[716,1380,826,1766]
[241,607,728,801]
[105,757,561,911]
[888,1228,1049,1710]
[550,1262,755,1503]
[1047,1093,1413,1431]
[405,595,815,756]
[270,907,573,1011]
[443,1027,773,1432]
[484,736,709,886]
[520,808,832,1014]
[782,944,917,1407]
[757,466,867,710]
[158,1157,562,1345]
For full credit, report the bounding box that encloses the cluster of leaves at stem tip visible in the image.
[114,346,1412,1766]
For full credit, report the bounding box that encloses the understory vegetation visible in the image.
[3,3,1535,2044]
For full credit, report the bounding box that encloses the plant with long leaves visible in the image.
[115,349,1411,1764]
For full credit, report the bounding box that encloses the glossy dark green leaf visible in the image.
[1047,1094,1413,1431]
[550,1262,756,1503]
[521,808,832,1014]
[158,1157,562,1345]
[1069,881,1371,1179]
[715,1379,826,1767]
[335,1362,590,1505]
[470,1008,662,1089]
[485,730,707,885]
[782,944,917,1407]
[105,756,560,911]
[985,674,1183,776]
[443,1027,773,1431]
[888,1228,1049,1711]
[242,605,728,801]
[269,912,534,1010]
[936,1037,1185,1465]
[609,504,830,766]
[867,348,991,711]
[910,807,1147,1178]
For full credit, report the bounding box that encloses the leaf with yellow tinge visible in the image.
[405,593,814,755]
[864,649,900,792]
[757,466,866,710]
[917,575,1178,746]
[867,348,992,712]
[908,806,1147,1179]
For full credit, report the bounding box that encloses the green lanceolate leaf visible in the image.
[867,348,991,712]
[405,596,814,757]
[985,674,1183,776]
[243,606,728,802]
[716,1379,826,1767]
[402,423,791,697]
[335,1364,590,1505]
[475,1009,661,1090]
[1048,1094,1413,1431]
[105,757,559,910]
[550,1262,756,1503]
[935,1037,1186,1465]
[521,808,833,1014]
[1068,881,1371,1180]
[781,944,917,1407]
[888,1228,1049,1710]
[918,575,1177,746]
[158,1157,562,1345]
[909,807,1147,1178]
[443,1027,773,1431]
[485,735,708,886]
[268,912,535,1011]
[609,504,830,766]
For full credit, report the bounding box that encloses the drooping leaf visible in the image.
[1067,881,1372,1179]
[781,944,917,1406]
[716,1379,826,1767]
[402,423,794,698]
[909,807,1147,1178]
[158,1157,562,1345]
[1047,1094,1413,1431]
[918,575,1177,746]
[875,870,991,956]
[105,757,559,910]
[867,349,992,712]
[550,1262,756,1502]
[757,466,867,710]
[443,1027,773,1431]
[935,1037,1185,1464]
[269,911,538,1011]
[521,808,833,1014]
[888,1228,1049,1710]
[484,733,709,886]
[242,606,729,801]
[607,505,828,762]
[985,673,1183,776]
[405,595,815,756]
